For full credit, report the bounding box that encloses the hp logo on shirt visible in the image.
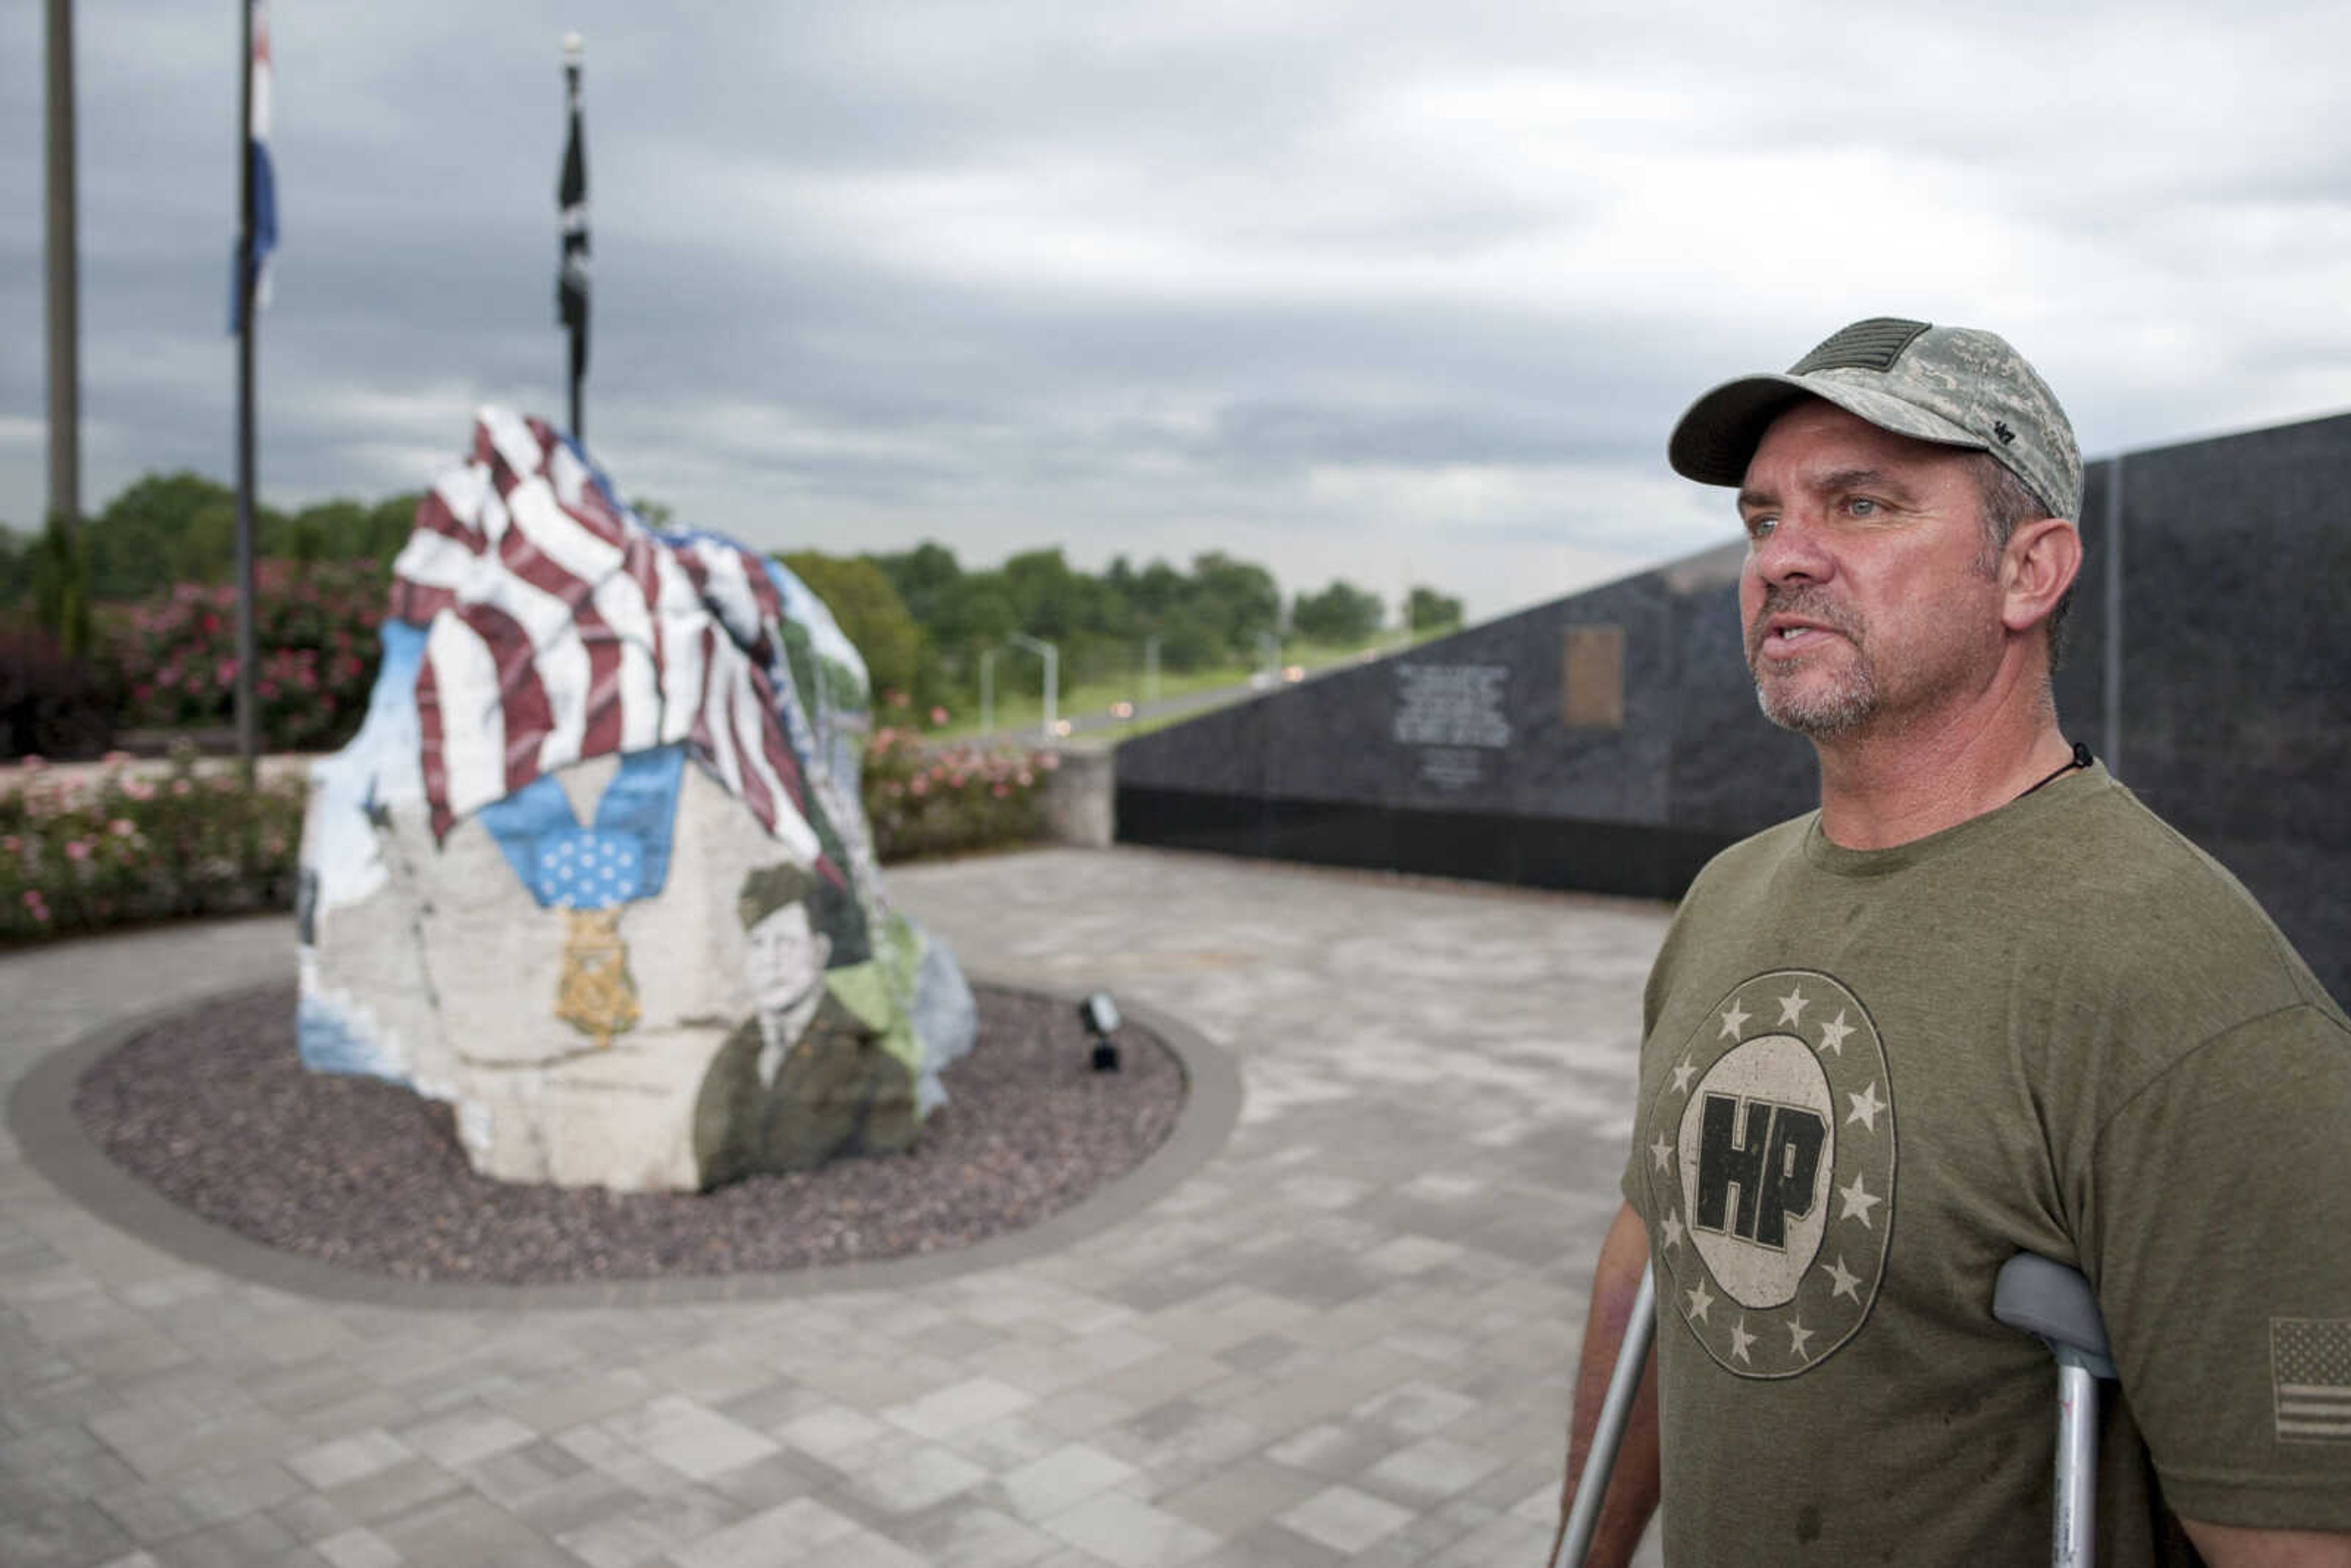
[1643,970,1897,1379]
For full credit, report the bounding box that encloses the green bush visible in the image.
[1,753,306,942]
[0,622,116,760]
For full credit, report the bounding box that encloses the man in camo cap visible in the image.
[1552,319,2351,1567]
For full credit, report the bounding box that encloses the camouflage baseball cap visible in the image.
[1667,317,2082,522]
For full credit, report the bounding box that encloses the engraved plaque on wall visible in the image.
[1393,663,1511,791]
[1562,625,1625,729]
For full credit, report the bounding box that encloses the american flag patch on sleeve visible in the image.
[2271,1319,2351,1442]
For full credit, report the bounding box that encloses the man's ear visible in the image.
[812,931,833,972]
[2000,517,2082,636]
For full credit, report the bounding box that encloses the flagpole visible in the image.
[560,32,587,445]
[232,0,260,780]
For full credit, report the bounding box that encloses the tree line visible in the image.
[2,472,1466,711]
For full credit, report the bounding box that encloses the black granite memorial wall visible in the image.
[1117,542,1820,901]
[1115,410,2350,1004]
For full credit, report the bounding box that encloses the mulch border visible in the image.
[8,976,1242,1312]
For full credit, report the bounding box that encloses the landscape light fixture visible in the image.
[1079,992,1121,1073]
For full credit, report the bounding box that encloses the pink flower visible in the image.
[18,755,45,772]
[1040,752,1060,771]
[992,782,1009,798]
[102,751,132,765]
[217,659,237,688]
[109,819,136,838]
[910,776,928,797]
[66,840,92,862]
[172,779,193,797]
[1016,771,1033,787]
[2,836,19,853]
[929,707,949,726]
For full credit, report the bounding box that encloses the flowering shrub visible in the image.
[103,561,384,752]
[860,701,1055,863]
[0,753,306,943]
[1,678,1052,945]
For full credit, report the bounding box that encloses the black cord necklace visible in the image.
[2015,740,2094,803]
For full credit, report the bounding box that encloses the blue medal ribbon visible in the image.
[475,745,686,910]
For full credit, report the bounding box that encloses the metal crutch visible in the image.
[1994,1254,2118,1568]
[1552,1262,1657,1568]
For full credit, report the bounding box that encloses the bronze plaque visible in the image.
[1562,625,1625,729]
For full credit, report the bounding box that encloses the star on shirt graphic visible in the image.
[1838,1173,1883,1229]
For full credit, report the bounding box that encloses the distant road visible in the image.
[975,650,1397,745]
[968,680,1250,745]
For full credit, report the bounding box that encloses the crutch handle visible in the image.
[1996,1253,2114,1568]
[1994,1253,2117,1379]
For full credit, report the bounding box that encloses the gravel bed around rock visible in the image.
[74,983,1184,1285]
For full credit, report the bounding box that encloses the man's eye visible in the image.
[1746,516,1778,540]
[1845,497,1878,517]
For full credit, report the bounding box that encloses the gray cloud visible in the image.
[8,0,2351,622]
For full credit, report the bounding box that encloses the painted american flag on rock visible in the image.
[386,408,834,871]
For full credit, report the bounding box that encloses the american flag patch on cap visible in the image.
[2272,1318,2351,1442]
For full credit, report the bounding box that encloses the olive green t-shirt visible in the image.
[1621,765,2351,1565]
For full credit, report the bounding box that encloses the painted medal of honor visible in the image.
[1641,969,1898,1378]
[475,748,689,1054]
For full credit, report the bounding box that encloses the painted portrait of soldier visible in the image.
[692,861,919,1185]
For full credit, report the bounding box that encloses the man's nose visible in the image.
[1750,512,1834,586]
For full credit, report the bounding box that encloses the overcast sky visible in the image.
[6,1,2350,623]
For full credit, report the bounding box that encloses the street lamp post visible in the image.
[979,647,996,734]
[1255,629,1280,686]
[1007,632,1058,740]
[45,0,79,551]
[1142,634,1161,704]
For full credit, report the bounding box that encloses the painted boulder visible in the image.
[296,408,976,1192]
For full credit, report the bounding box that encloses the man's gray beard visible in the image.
[1753,660,1880,737]
[1747,585,1877,737]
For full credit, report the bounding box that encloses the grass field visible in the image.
[928,628,1453,745]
